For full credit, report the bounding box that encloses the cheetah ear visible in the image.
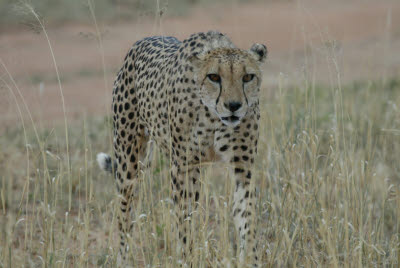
[249,43,267,63]
[188,52,205,69]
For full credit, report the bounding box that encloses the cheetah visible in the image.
[97,30,267,266]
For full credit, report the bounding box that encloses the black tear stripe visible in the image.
[215,65,222,106]
[200,76,207,88]
[242,65,249,106]
[216,83,222,106]
[242,83,249,106]
[198,76,207,98]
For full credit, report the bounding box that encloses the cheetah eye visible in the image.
[207,74,221,83]
[242,74,255,83]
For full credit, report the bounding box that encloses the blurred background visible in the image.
[1,0,399,127]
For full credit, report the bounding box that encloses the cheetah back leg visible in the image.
[113,107,151,263]
[114,126,150,264]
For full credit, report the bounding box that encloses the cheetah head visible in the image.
[189,43,267,126]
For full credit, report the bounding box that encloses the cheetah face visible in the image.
[190,44,267,127]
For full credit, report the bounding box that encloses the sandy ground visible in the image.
[1,0,400,127]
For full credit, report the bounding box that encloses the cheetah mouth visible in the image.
[221,115,241,125]
[221,115,240,122]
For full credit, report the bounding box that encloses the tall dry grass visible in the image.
[2,75,399,267]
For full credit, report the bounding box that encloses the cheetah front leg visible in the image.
[232,164,258,267]
[170,162,201,266]
[215,121,260,267]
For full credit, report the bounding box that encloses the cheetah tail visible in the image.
[96,152,117,174]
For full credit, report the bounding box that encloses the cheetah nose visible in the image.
[224,101,242,112]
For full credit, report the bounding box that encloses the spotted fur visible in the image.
[97,30,267,267]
